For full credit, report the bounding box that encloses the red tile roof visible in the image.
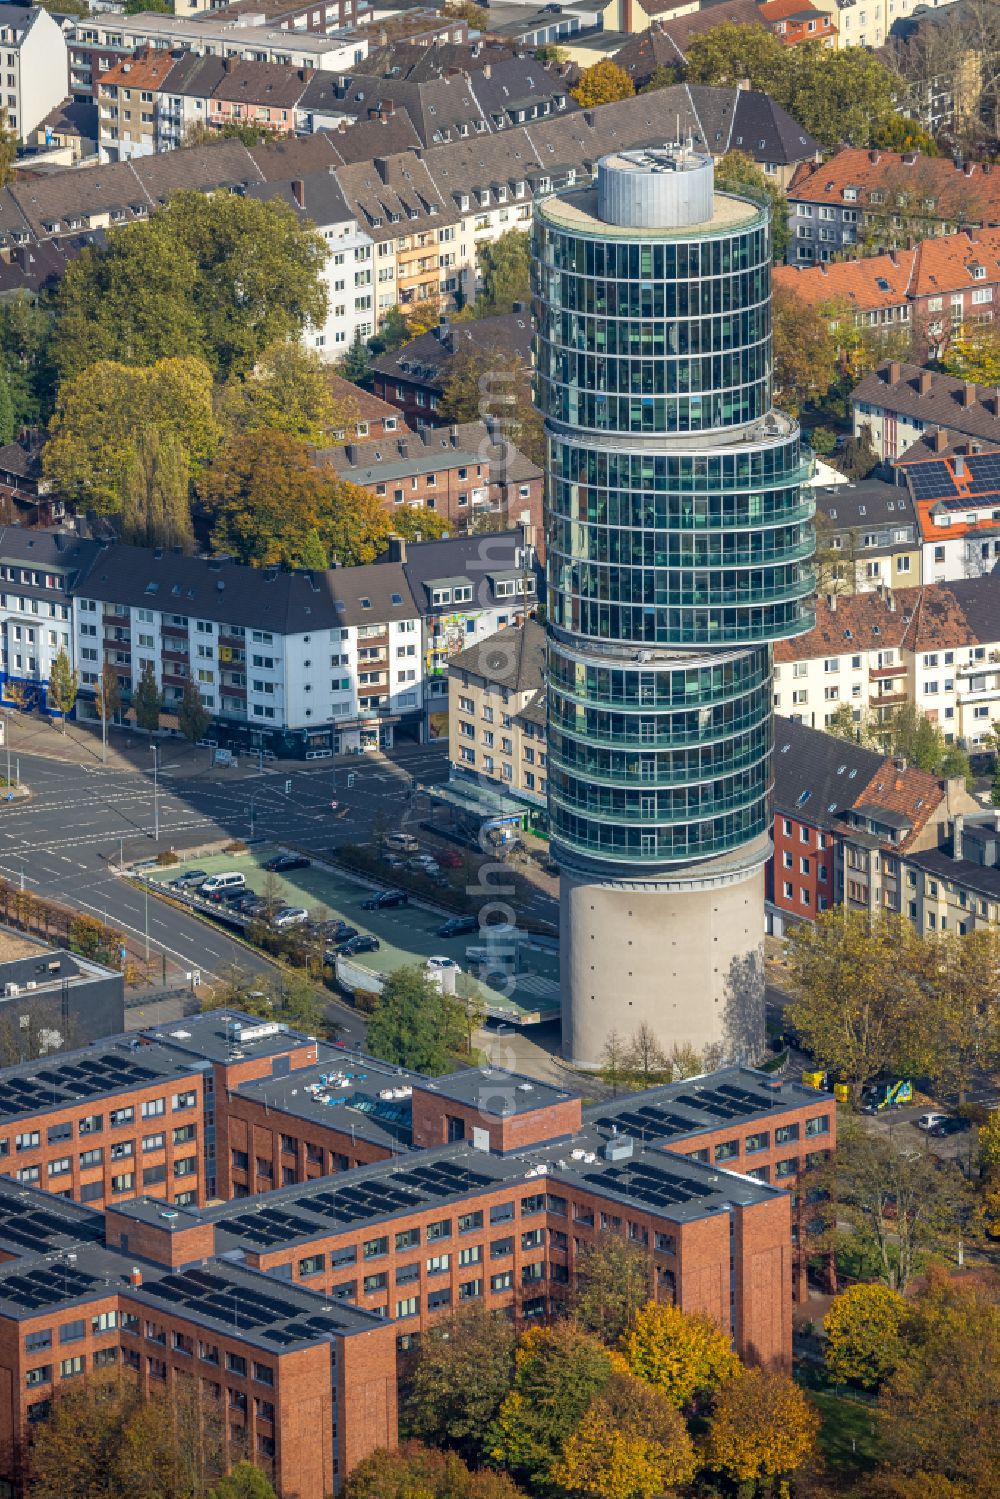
[851,760,944,850]
[774,250,912,312]
[788,148,1000,223]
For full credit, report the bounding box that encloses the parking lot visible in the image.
[145,848,561,1023]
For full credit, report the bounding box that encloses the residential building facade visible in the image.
[0,4,68,141]
[773,576,1000,749]
[815,478,922,592]
[853,360,1000,463]
[447,617,547,818]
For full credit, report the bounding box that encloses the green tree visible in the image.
[923,927,1000,1103]
[824,1283,908,1389]
[206,1462,276,1499]
[125,0,172,11]
[840,421,881,480]
[825,702,861,741]
[0,108,16,186]
[871,113,939,154]
[638,64,676,94]
[489,1321,619,1491]
[337,330,374,388]
[122,428,194,551]
[685,21,789,94]
[405,1306,516,1463]
[389,507,451,543]
[714,150,790,261]
[444,0,488,26]
[42,356,218,517]
[365,965,466,1074]
[47,647,77,734]
[786,908,931,1102]
[0,299,57,427]
[534,44,568,62]
[814,1117,970,1292]
[619,1300,740,1409]
[570,1232,651,1346]
[0,363,14,446]
[475,229,530,315]
[571,59,636,107]
[208,965,327,1037]
[132,660,163,735]
[220,339,355,445]
[52,192,327,384]
[94,663,121,763]
[177,679,211,746]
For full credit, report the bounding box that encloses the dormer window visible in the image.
[843,187,858,201]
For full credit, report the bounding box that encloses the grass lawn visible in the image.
[798,1367,880,1481]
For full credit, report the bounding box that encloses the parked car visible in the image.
[436,849,464,869]
[169,869,207,890]
[362,889,408,910]
[339,934,381,955]
[915,1112,949,1131]
[408,856,440,876]
[263,853,311,873]
[929,1116,971,1137]
[385,833,419,853]
[384,855,406,870]
[437,915,478,939]
[324,921,358,944]
[234,894,266,916]
[200,871,246,900]
[272,906,309,929]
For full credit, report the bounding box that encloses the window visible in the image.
[16,1130,39,1152]
[806,1114,830,1137]
[458,1210,483,1234]
[775,1122,800,1145]
[745,1131,769,1153]
[60,1355,85,1378]
[299,1254,324,1277]
[426,1253,451,1274]
[363,1272,388,1294]
[363,1236,389,1259]
[396,1296,419,1319]
[714,1140,739,1162]
[47,1122,73,1145]
[395,1227,420,1251]
[427,1218,451,1241]
[226,1353,247,1376]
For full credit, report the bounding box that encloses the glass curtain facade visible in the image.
[533,169,815,869]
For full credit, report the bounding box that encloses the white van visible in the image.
[200,871,246,899]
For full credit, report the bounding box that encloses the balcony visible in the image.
[869,691,907,708]
[869,664,906,680]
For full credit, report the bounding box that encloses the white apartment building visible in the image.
[79,13,366,70]
[774,577,1000,748]
[0,4,69,141]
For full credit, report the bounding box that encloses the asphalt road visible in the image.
[0,743,449,986]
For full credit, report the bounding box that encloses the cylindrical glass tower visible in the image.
[532,148,815,1066]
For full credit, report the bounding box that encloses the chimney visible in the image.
[345,443,358,463]
[291,178,305,209]
[450,424,459,447]
[888,248,898,266]
[826,592,837,611]
[223,56,233,73]
[130,1267,142,1287]
[869,149,880,165]
[962,381,976,408]
[888,360,901,384]
[919,371,933,396]
[512,300,525,313]
[381,98,395,118]
[388,534,406,562]
[374,156,390,183]
[932,426,948,452]
[953,813,964,861]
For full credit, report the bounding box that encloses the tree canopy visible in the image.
[405,1306,517,1463]
[570,59,635,108]
[364,964,467,1074]
[219,340,358,445]
[772,286,839,415]
[570,1232,652,1346]
[475,230,531,315]
[42,356,218,521]
[51,192,327,385]
[943,323,1000,386]
[619,1300,740,1410]
[685,24,904,148]
[714,150,791,261]
[824,1283,908,1389]
[702,1367,819,1489]
[551,1373,697,1499]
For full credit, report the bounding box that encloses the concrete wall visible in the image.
[559,838,769,1068]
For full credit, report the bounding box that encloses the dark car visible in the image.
[339,934,381,955]
[263,853,311,873]
[929,1116,971,1137]
[361,889,408,910]
[324,921,358,943]
[437,915,479,939]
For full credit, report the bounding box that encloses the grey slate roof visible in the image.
[907,844,1000,902]
[400,527,540,612]
[318,419,540,488]
[73,542,419,632]
[772,716,884,829]
[816,479,918,532]
[371,311,532,389]
[449,615,545,691]
[854,360,1000,448]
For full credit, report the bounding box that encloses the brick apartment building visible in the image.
[765,716,977,933]
[0,1007,838,1495]
[371,310,533,428]
[317,419,543,534]
[775,225,1000,353]
[786,148,1000,263]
